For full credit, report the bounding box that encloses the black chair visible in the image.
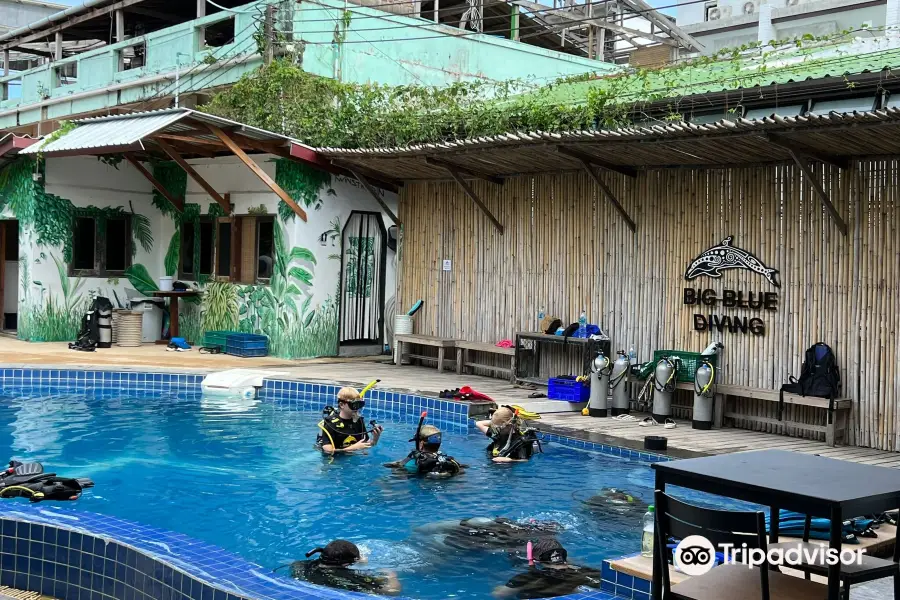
[654,490,829,600]
[767,511,898,600]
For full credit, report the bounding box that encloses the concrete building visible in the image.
[677,0,891,54]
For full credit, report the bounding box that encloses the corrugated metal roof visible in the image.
[21,108,298,156]
[21,110,189,155]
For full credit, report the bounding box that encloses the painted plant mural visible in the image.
[1,152,389,361]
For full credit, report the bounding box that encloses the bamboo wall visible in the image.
[396,160,900,451]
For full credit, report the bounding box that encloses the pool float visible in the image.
[0,460,94,502]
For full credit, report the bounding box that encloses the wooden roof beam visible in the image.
[575,158,636,233]
[154,137,231,214]
[619,0,705,52]
[425,156,504,185]
[0,0,147,52]
[348,169,400,226]
[441,164,504,234]
[124,153,183,212]
[556,145,638,178]
[764,133,849,170]
[787,150,848,237]
[206,123,308,222]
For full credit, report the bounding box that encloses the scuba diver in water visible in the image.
[493,539,602,599]
[0,460,94,502]
[316,387,384,454]
[413,517,562,552]
[383,413,464,478]
[580,487,648,521]
[285,540,401,596]
[475,406,542,463]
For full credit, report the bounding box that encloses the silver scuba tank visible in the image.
[692,359,715,430]
[652,357,677,423]
[610,350,631,416]
[588,352,611,417]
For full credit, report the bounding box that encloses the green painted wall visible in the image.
[0,0,615,129]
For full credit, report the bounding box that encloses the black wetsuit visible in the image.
[392,451,462,477]
[289,560,392,594]
[316,415,369,450]
[501,565,603,599]
[486,425,536,460]
[435,518,561,551]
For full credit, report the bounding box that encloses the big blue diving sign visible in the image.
[683,237,780,336]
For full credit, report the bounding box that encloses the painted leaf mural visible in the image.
[345,236,375,298]
[124,264,159,295]
[165,231,181,277]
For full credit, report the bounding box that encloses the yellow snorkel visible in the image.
[360,379,381,398]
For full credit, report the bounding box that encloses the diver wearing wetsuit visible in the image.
[316,387,383,454]
[288,540,401,595]
[476,407,541,463]
[383,424,463,478]
[494,539,602,599]
[414,517,562,552]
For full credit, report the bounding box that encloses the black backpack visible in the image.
[779,342,841,421]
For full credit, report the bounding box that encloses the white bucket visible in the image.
[158,276,174,292]
[116,311,144,347]
[393,314,413,365]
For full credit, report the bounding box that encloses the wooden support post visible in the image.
[124,153,184,212]
[444,166,504,234]
[155,137,231,214]
[556,145,637,178]
[787,149,849,237]
[206,123,308,222]
[577,158,636,232]
[348,169,400,225]
[510,5,519,40]
[425,157,504,185]
[54,32,62,61]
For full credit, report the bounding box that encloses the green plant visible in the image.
[98,155,125,169]
[248,204,268,215]
[18,254,88,341]
[201,282,239,333]
[151,161,188,218]
[130,201,153,255]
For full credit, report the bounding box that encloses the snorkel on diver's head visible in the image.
[409,411,428,448]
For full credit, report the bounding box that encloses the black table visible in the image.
[514,332,611,386]
[651,449,900,600]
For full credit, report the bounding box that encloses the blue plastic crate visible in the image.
[548,376,589,402]
[225,334,268,358]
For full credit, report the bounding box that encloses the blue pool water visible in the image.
[0,384,663,599]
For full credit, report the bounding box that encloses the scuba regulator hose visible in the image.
[695,361,716,396]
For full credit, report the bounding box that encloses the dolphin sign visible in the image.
[685,236,780,288]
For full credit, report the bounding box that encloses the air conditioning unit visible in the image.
[707,6,721,21]
[785,0,800,6]
[743,1,757,14]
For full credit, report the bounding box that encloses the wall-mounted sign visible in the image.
[683,236,779,336]
[685,236,780,288]
[442,259,452,272]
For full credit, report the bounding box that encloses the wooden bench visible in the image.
[394,335,458,372]
[455,341,516,382]
[717,384,852,447]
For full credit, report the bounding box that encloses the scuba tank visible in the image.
[588,351,611,417]
[610,350,631,416]
[692,358,716,430]
[652,357,677,423]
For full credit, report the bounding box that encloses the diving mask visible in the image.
[343,399,366,411]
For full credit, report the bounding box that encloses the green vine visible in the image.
[151,161,188,219]
[202,26,882,150]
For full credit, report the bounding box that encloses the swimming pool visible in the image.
[0,371,667,600]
